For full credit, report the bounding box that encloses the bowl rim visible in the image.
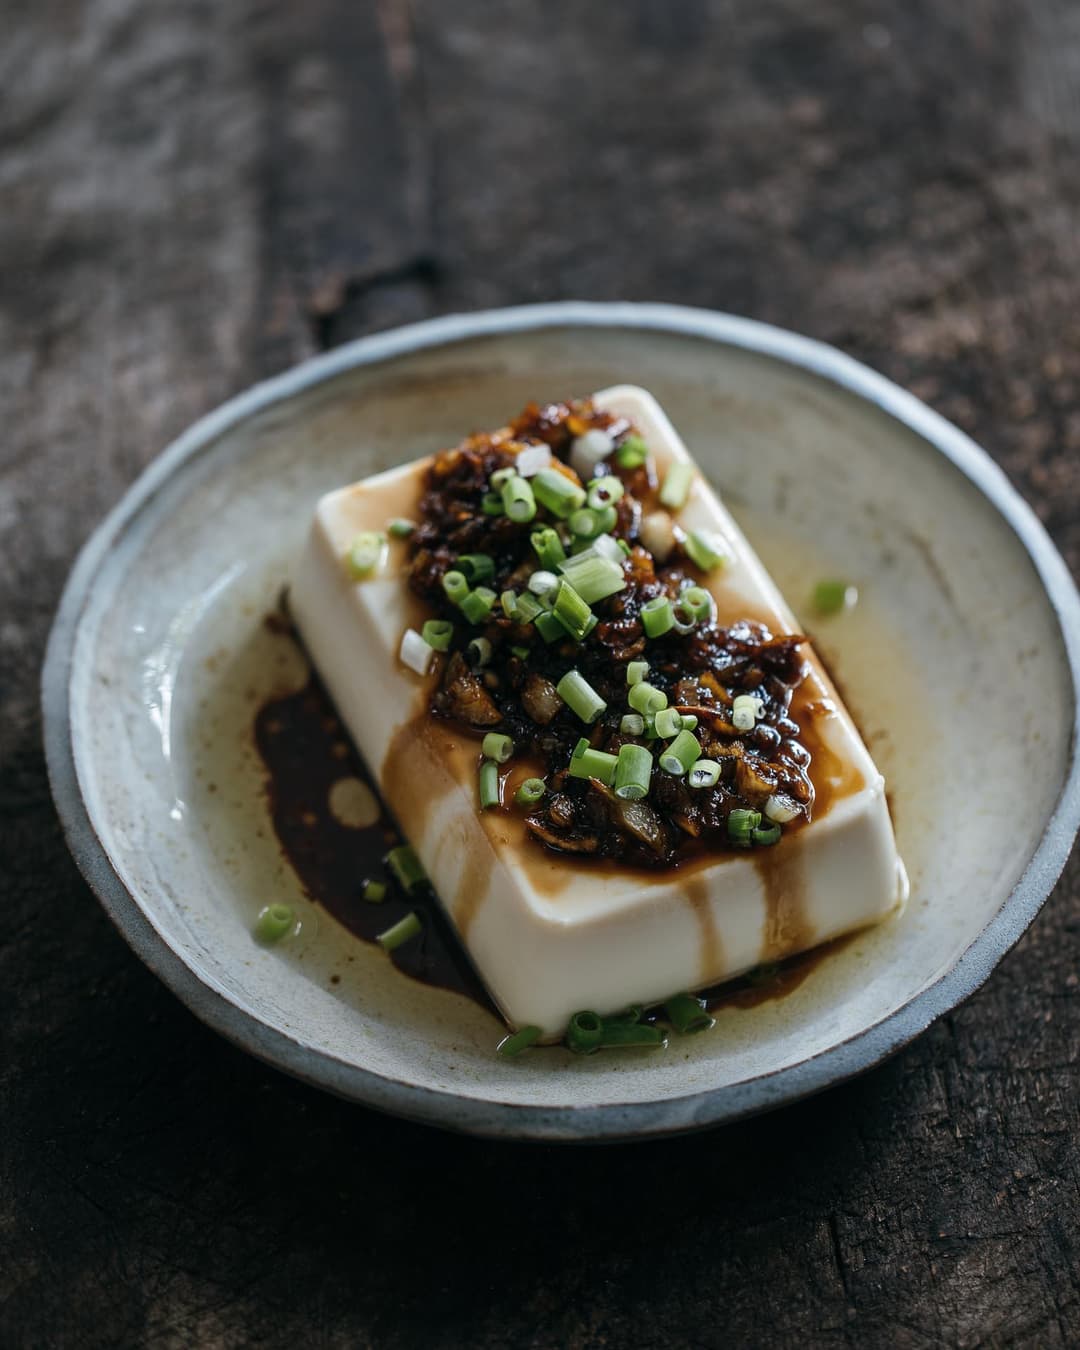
[41,301,1080,1141]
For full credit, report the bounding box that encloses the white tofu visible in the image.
[290,386,907,1036]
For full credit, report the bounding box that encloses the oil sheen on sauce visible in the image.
[254,622,865,1022]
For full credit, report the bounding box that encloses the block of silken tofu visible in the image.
[289,385,907,1037]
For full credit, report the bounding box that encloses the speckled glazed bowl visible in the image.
[43,303,1080,1141]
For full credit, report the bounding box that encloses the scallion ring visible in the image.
[514,777,546,806]
[658,728,701,776]
[421,619,454,651]
[482,732,514,763]
[687,759,721,790]
[641,596,674,638]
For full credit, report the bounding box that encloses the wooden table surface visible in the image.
[3,3,1079,1346]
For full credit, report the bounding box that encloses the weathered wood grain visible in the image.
[2,1,1078,1346]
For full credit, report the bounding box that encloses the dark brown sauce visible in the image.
[702,933,855,1011]
[682,873,724,984]
[254,653,494,1014]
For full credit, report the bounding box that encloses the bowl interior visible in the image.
[68,322,1074,1123]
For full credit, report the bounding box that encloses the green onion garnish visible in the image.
[566,1010,604,1055]
[376,911,422,952]
[511,592,543,623]
[752,822,782,846]
[627,660,649,686]
[254,903,294,943]
[552,580,593,642]
[586,476,624,509]
[481,492,505,516]
[510,644,530,660]
[681,714,698,730]
[813,579,857,615]
[653,706,683,738]
[658,728,701,776]
[593,504,618,535]
[569,739,618,786]
[457,553,495,584]
[528,569,559,597]
[685,530,727,572]
[514,777,546,805]
[442,570,469,605]
[501,474,537,523]
[659,462,694,510]
[461,586,497,624]
[479,759,500,809]
[557,670,607,723]
[568,507,601,540]
[500,589,517,619]
[387,844,428,892]
[535,610,567,643]
[614,742,652,800]
[664,992,715,1034]
[531,526,566,570]
[346,531,387,579]
[387,518,416,538]
[687,759,721,789]
[497,1025,543,1057]
[620,712,645,736]
[557,553,626,604]
[641,596,674,638]
[421,619,454,651]
[482,732,514,763]
[490,466,516,489]
[362,879,387,903]
[678,585,713,623]
[732,693,764,732]
[467,635,492,666]
[598,1022,666,1050]
[726,808,761,846]
[532,468,586,519]
[615,434,649,469]
[628,681,667,715]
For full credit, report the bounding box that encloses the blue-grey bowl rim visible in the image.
[41,301,1080,1142]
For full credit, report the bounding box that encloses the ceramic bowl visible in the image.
[43,303,1080,1140]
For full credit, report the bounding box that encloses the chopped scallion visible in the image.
[442,570,469,605]
[482,732,514,763]
[654,706,683,738]
[568,507,601,540]
[687,759,721,790]
[615,434,649,469]
[569,428,614,478]
[658,728,701,776]
[457,553,495,584]
[254,903,294,943]
[528,569,559,597]
[557,670,607,723]
[552,580,593,642]
[387,518,416,538]
[627,660,649,686]
[641,596,674,638]
[628,681,668,715]
[568,740,618,785]
[586,475,625,510]
[752,822,782,846]
[681,714,698,730]
[677,585,713,623]
[387,844,428,892]
[726,808,761,847]
[765,793,800,824]
[515,443,552,477]
[685,529,727,572]
[620,712,646,736]
[510,644,530,660]
[346,531,387,579]
[376,911,422,952]
[557,553,626,604]
[599,1022,666,1049]
[530,526,566,570]
[421,619,454,651]
[566,1010,604,1055]
[497,1025,543,1057]
[532,468,586,519]
[535,610,567,643]
[479,759,500,809]
[501,474,537,523]
[732,693,764,732]
[362,879,387,903]
[461,586,497,624]
[481,492,505,516]
[514,777,546,805]
[399,628,435,675]
[490,466,516,489]
[814,579,857,615]
[664,992,715,1034]
[659,462,694,510]
[510,592,543,623]
[466,635,493,667]
[614,742,652,800]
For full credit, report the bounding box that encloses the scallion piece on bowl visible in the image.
[614,743,652,800]
[557,670,607,723]
[482,732,515,763]
[376,912,422,952]
[514,777,546,806]
[386,844,428,893]
[478,759,500,809]
[664,992,715,1034]
[566,1010,604,1054]
[813,579,858,615]
[421,619,454,651]
[659,462,694,509]
[254,903,294,944]
[345,530,387,579]
[658,728,701,775]
[684,529,727,572]
[497,1025,543,1057]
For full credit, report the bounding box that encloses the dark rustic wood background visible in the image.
[3,2,1079,1346]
